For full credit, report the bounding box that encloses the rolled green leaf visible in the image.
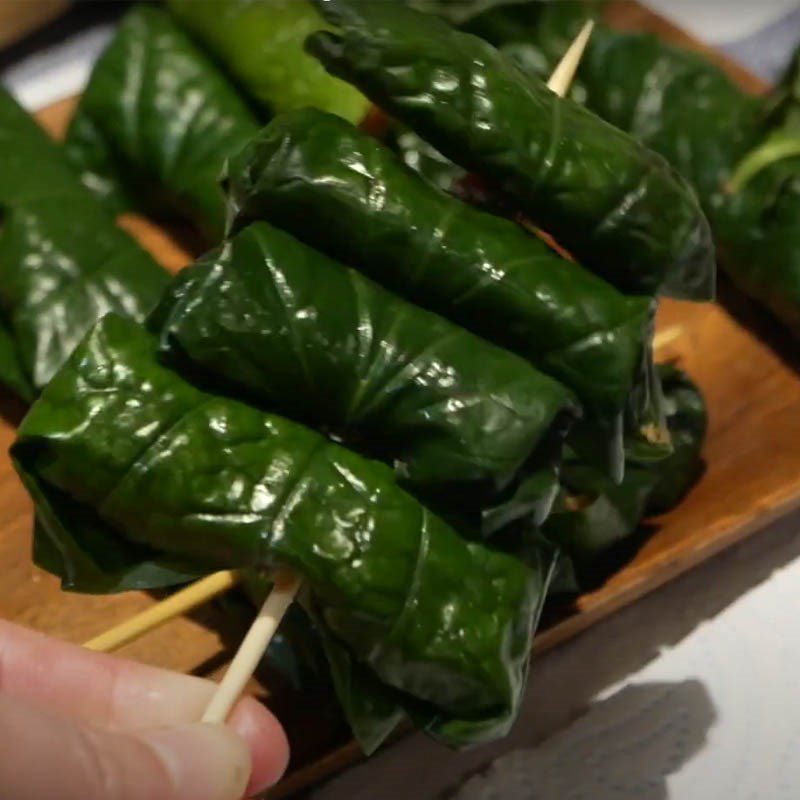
[545,365,707,589]
[307,0,715,301]
[167,0,369,124]
[154,220,578,529]
[0,86,168,398]
[469,3,800,337]
[13,313,549,746]
[463,2,760,202]
[226,108,651,418]
[65,5,260,243]
[236,572,406,753]
[571,16,800,335]
[304,601,406,754]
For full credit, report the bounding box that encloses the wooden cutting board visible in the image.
[0,3,793,798]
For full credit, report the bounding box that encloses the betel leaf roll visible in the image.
[711,70,800,334]
[225,108,651,418]
[461,1,760,201]
[153,220,578,528]
[308,0,715,301]
[0,86,168,399]
[167,0,369,124]
[545,365,707,589]
[576,21,800,334]
[470,2,800,337]
[13,313,552,747]
[66,5,259,243]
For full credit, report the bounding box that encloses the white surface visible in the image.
[313,514,800,800]
[647,0,798,44]
[2,23,112,110]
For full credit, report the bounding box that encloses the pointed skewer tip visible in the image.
[547,18,595,98]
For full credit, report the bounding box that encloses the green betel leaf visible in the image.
[307,0,715,301]
[544,365,707,590]
[30,506,200,595]
[167,0,369,124]
[0,319,33,403]
[154,220,578,532]
[472,3,800,339]
[66,5,260,244]
[14,314,551,746]
[0,86,168,398]
[304,601,406,755]
[225,109,650,419]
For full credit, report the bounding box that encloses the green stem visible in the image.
[728,131,800,193]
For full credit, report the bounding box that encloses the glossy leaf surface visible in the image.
[226,108,651,416]
[154,221,578,529]
[308,0,715,300]
[469,2,800,336]
[0,86,168,397]
[14,314,549,746]
[66,5,260,243]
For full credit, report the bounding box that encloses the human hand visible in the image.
[0,619,289,800]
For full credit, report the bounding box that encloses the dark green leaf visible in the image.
[0,86,168,397]
[544,365,706,589]
[308,0,715,300]
[154,220,578,530]
[386,125,467,193]
[28,494,200,595]
[66,5,260,244]
[226,108,651,418]
[0,319,33,402]
[462,2,597,91]
[304,600,405,755]
[408,0,512,25]
[403,533,557,746]
[474,4,800,338]
[14,314,547,745]
[570,23,800,336]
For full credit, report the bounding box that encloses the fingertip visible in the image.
[229,697,290,796]
[138,722,252,800]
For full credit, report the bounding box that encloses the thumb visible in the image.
[0,693,251,800]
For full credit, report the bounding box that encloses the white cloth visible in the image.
[2,24,113,110]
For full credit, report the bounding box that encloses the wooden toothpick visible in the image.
[202,570,302,723]
[547,19,595,97]
[84,570,240,653]
[653,325,685,354]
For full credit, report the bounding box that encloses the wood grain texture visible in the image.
[0,3,794,796]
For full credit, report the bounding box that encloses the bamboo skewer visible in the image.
[653,325,685,353]
[202,570,301,723]
[547,19,595,97]
[84,570,240,653]
[82,23,599,675]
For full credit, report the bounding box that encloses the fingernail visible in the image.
[138,722,251,800]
